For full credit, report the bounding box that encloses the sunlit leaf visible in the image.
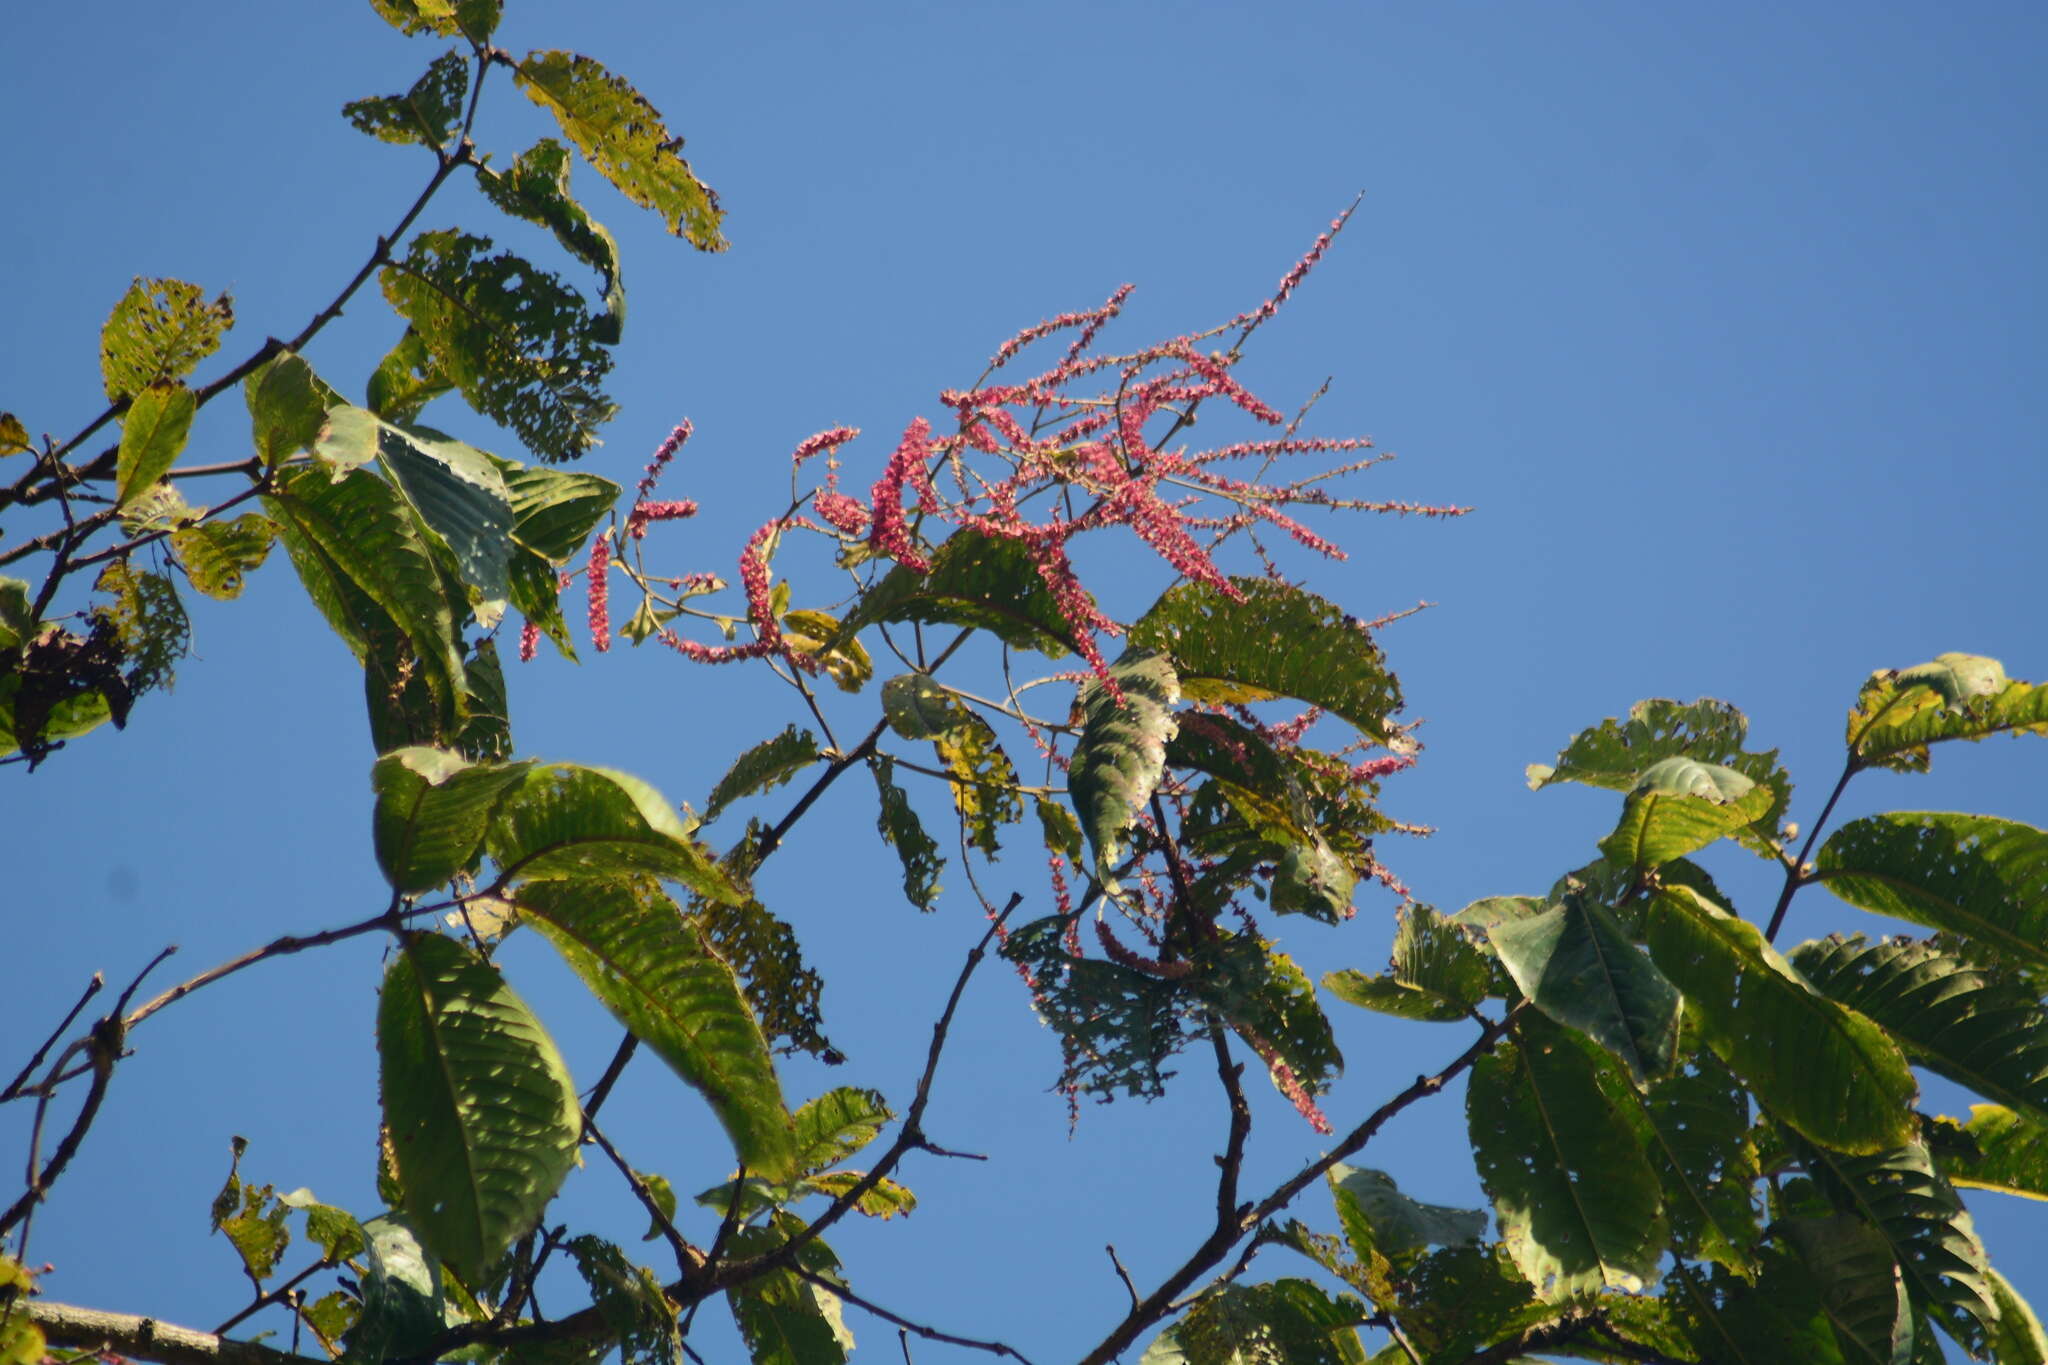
[501,462,619,561]
[1945,1104,2048,1202]
[1068,649,1180,893]
[703,726,821,824]
[1815,813,2048,973]
[367,0,499,39]
[1645,886,1915,1153]
[1598,756,1774,868]
[793,1087,892,1174]
[1988,1267,2048,1364]
[170,513,276,600]
[488,762,744,904]
[1127,578,1400,741]
[520,877,797,1182]
[344,49,467,147]
[932,710,1023,858]
[381,230,615,462]
[114,379,194,507]
[1467,1012,1665,1296]
[278,1188,368,1265]
[377,933,580,1282]
[377,421,516,627]
[1327,1165,1486,1259]
[1486,893,1680,1086]
[1849,653,2048,771]
[0,412,30,457]
[100,277,232,401]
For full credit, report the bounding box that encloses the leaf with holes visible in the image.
[479,138,625,340]
[725,1213,854,1365]
[868,754,942,910]
[793,1088,892,1174]
[1944,1104,2048,1202]
[1325,904,1490,1023]
[1487,893,1681,1086]
[513,51,725,250]
[1849,653,2048,772]
[521,878,795,1183]
[377,934,579,1283]
[171,514,276,600]
[703,726,820,824]
[100,277,232,401]
[1127,577,1400,741]
[344,49,467,147]
[500,462,619,562]
[1068,649,1179,893]
[1599,756,1773,868]
[830,528,1077,657]
[367,0,498,39]
[1467,1012,1665,1296]
[694,894,839,1063]
[1815,813,2048,974]
[1328,1165,1486,1260]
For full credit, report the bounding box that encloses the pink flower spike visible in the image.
[792,426,860,468]
[868,419,935,572]
[636,420,693,501]
[625,499,700,539]
[587,534,612,653]
[518,619,539,662]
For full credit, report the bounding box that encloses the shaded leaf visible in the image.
[381,229,615,462]
[1526,697,1792,858]
[100,277,232,401]
[1799,1138,2000,1356]
[1200,936,1343,1106]
[1815,813,2048,973]
[830,527,1077,657]
[488,762,744,904]
[1324,904,1488,1023]
[1002,912,1181,1099]
[479,138,626,341]
[1127,577,1400,741]
[1487,893,1681,1086]
[725,1213,854,1365]
[1776,1214,1915,1365]
[869,754,942,909]
[371,746,533,894]
[1371,1244,1541,1361]
[377,420,517,626]
[171,513,276,600]
[1849,653,2048,771]
[565,1235,683,1365]
[1668,1257,1852,1365]
[801,1169,917,1219]
[344,49,467,146]
[513,51,726,250]
[1645,886,1916,1153]
[793,1088,892,1174]
[367,327,454,425]
[1467,1012,1666,1296]
[244,349,343,467]
[502,463,619,561]
[1068,649,1180,892]
[695,893,840,1062]
[1141,1279,1368,1365]
[1327,1164,1486,1259]
[880,672,967,740]
[1598,756,1773,869]
[703,726,821,824]
[342,1215,442,1364]
[378,933,580,1282]
[93,559,187,699]
[278,1188,368,1265]
[1792,934,2048,1126]
[115,379,194,506]
[520,878,797,1182]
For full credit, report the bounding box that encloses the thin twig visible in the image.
[1764,755,1857,943]
[1105,1245,1140,1312]
[788,1264,1036,1365]
[2,974,101,1102]
[583,1116,703,1286]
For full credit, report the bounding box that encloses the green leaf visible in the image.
[343,49,467,146]
[381,230,616,462]
[793,1088,892,1174]
[1946,1104,2048,1201]
[1792,934,2048,1126]
[780,608,871,692]
[1799,1138,2000,1356]
[932,710,1024,857]
[1327,1164,1485,1259]
[479,138,626,341]
[1814,813,2048,973]
[1036,794,1083,859]
[1141,1279,1368,1365]
[1526,697,1793,858]
[371,747,533,894]
[1200,936,1343,1103]
[93,559,188,699]
[800,1169,917,1219]
[1849,653,2048,771]
[725,1213,854,1365]
[214,1174,290,1281]
[1624,1055,1762,1276]
[1126,577,1401,741]
[1988,1267,2048,1365]
[502,463,619,561]
[341,1214,443,1364]
[376,421,517,626]
[114,379,194,507]
[378,933,580,1283]
[868,754,942,909]
[1068,649,1180,892]
[519,878,797,1183]
[244,350,343,467]
[100,277,232,401]
[1467,1012,1666,1296]
[0,412,30,457]
[829,528,1077,657]
[367,327,453,425]
[880,673,968,740]
[487,762,744,904]
[564,1235,683,1365]
[508,548,577,661]
[171,513,276,600]
[1486,893,1681,1086]
[1669,1257,1855,1365]
[696,893,840,1063]
[1000,913,1181,1099]
[1599,755,1774,868]
[513,50,726,250]
[1324,904,1488,1023]
[1371,1245,1541,1361]
[367,0,498,39]
[703,726,821,824]
[1645,886,1916,1153]
[277,1188,368,1265]
[1775,1214,1915,1365]
[265,463,465,731]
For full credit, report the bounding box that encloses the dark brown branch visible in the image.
[2,973,101,1103]
[1764,754,1858,943]
[788,1264,1036,1365]
[0,1014,123,1239]
[584,1115,704,1286]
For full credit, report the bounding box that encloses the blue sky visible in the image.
[4,2,2045,1360]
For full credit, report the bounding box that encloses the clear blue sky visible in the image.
[4,2,2044,1360]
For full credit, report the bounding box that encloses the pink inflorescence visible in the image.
[637,420,693,502]
[626,499,699,540]
[586,534,611,653]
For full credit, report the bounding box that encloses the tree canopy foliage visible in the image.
[4,6,2046,1364]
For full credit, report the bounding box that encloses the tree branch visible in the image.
[24,1299,329,1365]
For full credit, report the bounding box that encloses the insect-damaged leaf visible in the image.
[377,934,579,1283]
[100,277,232,401]
[830,528,1078,658]
[1848,652,2048,772]
[1068,649,1180,893]
[868,754,942,909]
[703,726,821,824]
[1486,893,1681,1086]
[1325,904,1489,1023]
[479,138,626,341]
[1815,813,2048,974]
[513,51,726,250]
[343,49,467,147]
[520,878,797,1183]
[1598,756,1773,869]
